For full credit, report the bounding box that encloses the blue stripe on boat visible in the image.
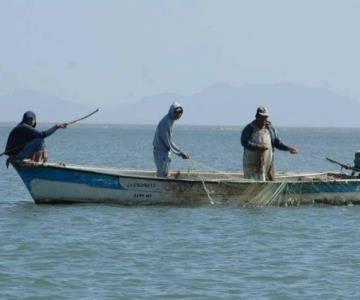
[15,166,125,192]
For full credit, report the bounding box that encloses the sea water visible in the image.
[1,124,360,299]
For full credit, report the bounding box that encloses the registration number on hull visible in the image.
[133,193,153,199]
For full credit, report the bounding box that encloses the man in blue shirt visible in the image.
[5,111,67,167]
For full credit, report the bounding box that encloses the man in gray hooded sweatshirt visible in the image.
[153,102,190,177]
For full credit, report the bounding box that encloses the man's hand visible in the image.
[288,147,298,154]
[56,123,68,129]
[180,152,190,160]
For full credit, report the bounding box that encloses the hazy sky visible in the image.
[1,0,360,105]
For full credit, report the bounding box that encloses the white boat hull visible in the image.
[13,161,360,206]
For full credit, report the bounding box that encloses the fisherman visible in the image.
[4,111,67,167]
[153,102,190,177]
[241,106,297,181]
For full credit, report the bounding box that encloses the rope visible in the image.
[188,159,215,205]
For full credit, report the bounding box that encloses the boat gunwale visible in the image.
[13,161,218,184]
[12,161,360,185]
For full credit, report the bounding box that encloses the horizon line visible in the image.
[0,122,360,130]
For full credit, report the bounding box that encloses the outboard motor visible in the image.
[354,151,360,169]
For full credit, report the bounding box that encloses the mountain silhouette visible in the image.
[104,83,360,127]
[0,90,88,123]
[1,84,359,127]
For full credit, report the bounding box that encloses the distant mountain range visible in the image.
[0,90,88,124]
[1,83,359,127]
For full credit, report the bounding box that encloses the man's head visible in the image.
[22,111,37,128]
[169,102,183,121]
[255,106,269,126]
[174,107,183,120]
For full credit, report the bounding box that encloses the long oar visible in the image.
[66,108,99,125]
[0,108,100,157]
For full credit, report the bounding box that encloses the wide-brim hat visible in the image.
[256,106,269,117]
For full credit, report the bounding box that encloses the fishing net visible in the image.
[182,158,353,207]
[241,181,289,207]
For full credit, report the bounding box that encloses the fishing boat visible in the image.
[11,160,360,206]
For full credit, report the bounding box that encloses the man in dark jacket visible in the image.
[241,106,297,181]
[5,111,67,167]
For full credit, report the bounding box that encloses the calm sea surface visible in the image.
[1,124,360,299]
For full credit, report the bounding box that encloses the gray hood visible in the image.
[168,102,183,121]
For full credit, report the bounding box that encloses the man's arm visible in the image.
[30,123,67,139]
[165,128,184,156]
[271,127,297,153]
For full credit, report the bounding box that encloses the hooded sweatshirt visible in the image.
[153,102,184,156]
[5,111,58,156]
